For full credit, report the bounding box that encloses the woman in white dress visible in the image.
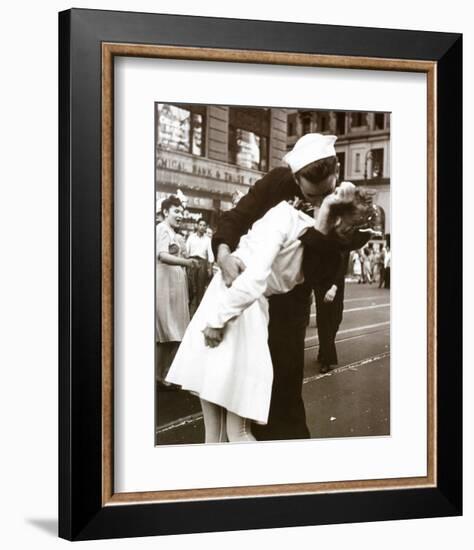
[352,251,363,283]
[166,183,375,442]
[363,247,374,284]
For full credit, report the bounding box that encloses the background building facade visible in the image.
[156,103,287,229]
[287,109,391,242]
[156,104,390,243]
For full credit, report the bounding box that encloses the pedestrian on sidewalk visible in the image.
[374,243,386,288]
[363,246,374,284]
[352,250,363,284]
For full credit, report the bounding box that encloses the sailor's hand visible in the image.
[218,250,246,287]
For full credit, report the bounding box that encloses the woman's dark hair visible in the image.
[161,195,182,214]
[295,155,338,184]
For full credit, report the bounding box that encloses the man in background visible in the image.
[186,219,214,317]
[312,251,349,374]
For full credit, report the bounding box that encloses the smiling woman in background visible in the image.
[156,195,198,388]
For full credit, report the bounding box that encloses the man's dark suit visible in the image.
[311,251,349,367]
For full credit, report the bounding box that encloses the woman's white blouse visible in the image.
[206,201,315,328]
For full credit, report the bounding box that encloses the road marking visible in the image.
[344,303,390,313]
[156,350,391,435]
[305,321,390,346]
[157,412,203,434]
[310,303,389,319]
[343,295,384,303]
[303,351,390,385]
[305,327,390,350]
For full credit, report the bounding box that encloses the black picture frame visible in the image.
[59,8,462,541]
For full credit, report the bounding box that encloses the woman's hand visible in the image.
[203,326,225,347]
[185,258,200,269]
[159,252,199,268]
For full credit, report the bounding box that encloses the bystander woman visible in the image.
[156,196,198,388]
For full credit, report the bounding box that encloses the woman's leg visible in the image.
[200,399,227,443]
[226,411,256,442]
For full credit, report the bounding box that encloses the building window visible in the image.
[302,116,312,134]
[228,107,270,171]
[374,113,385,130]
[351,112,366,128]
[371,148,384,178]
[318,113,329,132]
[287,113,297,136]
[157,103,205,156]
[336,152,346,180]
[229,127,268,171]
[355,152,361,172]
[336,112,346,135]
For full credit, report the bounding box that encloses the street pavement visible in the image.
[156,281,390,445]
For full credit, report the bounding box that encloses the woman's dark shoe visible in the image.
[319,363,330,374]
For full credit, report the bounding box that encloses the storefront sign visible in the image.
[156,149,263,187]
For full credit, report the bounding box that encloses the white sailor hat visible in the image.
[283,133,337,173]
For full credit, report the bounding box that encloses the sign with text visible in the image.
[156,148,263,187]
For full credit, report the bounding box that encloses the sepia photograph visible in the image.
[154,103,391,445]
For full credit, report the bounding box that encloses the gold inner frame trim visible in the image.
[101,43,437,506]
